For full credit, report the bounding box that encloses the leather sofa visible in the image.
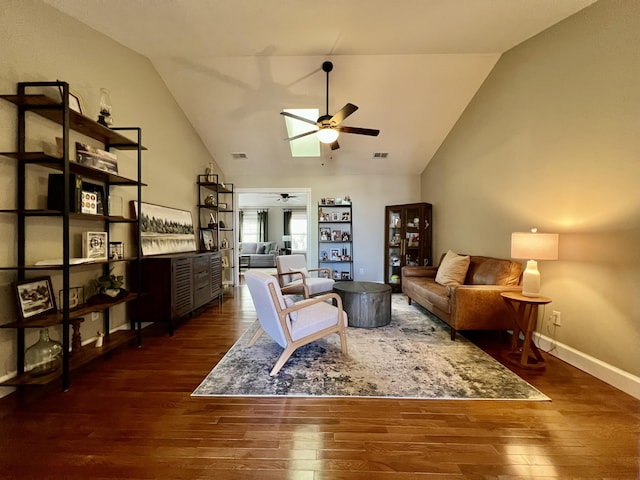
[402,253,523,340]
[239,241,278,268]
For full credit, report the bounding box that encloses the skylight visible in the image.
[283,108,320,157]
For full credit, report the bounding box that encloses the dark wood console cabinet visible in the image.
[134,251,222,335]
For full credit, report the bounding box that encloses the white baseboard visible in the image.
[535,332,640,400]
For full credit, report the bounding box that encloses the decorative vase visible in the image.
[25,328,63,376]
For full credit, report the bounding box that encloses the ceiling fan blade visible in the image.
[336,125,380,136]
[280,111,318,126]
[330,140,340,150]
[284,129,318,141]
[330,103,358,125]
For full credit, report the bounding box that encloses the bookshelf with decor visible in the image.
[197,173,234,289]
[0,80,145,390]
[318,199,353,281]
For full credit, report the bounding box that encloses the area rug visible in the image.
[192,294,549,400]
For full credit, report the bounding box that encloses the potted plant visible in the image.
[88,270,127,303]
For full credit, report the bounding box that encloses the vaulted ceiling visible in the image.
[45,0,595,178]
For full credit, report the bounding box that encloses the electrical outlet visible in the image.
[551,310,561,326]
[359,268,365,274]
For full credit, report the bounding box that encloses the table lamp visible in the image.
[282,235,292,253]
[511,229,559,297]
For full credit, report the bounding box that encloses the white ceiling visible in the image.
[46,0,595,179]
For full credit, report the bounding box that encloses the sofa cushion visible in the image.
[435,250,470,286]
[256,243,266,254]
[467,257,522,286]
[241,242,257,254]
[290,267,310,278]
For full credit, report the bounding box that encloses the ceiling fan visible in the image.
[272,193,299,202]
[281,61,380,151]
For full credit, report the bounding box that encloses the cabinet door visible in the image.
[193,254,212,309]
[385,206,404,287]
[172,258,194,318]
[209,252,222,299]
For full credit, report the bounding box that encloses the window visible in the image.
[241,210,258,243]
[290,209,307,251]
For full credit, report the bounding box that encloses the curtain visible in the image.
[257,209,269,241]
[283,208,292,236]
[238,209,244,242]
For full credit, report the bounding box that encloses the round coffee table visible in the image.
[333,281,392,328]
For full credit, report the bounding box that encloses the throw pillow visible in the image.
[435,250,471,287]
[256,244,266,254]
[283,296,298,321]
[290,267,310,278]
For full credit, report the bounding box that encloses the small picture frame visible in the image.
[320,227,331,241]
[14,277,57,320]
[82,231,108,260]
[320,250,328,261]
[221,256,229,268]
[218,202,228,210]
[68,91,84,115]
[326,198,335,205]
[332,270,341,280]
[201,229,216,251]
[341,212,350,221]
[330,249,340,261]
[109,241,124,260]
[341,271,350,280]
[332,230,341,241]
[331,212,340,221]
[59,287,84,311]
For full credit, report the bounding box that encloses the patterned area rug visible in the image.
[193,294,549,400]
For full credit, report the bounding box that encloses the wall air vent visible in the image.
[373,152,389,158]
[231,152,247,159]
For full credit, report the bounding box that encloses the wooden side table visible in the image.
[501,292,552,370]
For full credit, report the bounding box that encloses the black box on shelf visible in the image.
[47,173,83,212]
[47,174,105,214]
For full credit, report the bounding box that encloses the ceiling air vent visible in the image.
[231,152,247,159]
[373,152,388,159]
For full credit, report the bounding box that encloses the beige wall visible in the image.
[233,174,421,282]
[0,1,219,384]
[421,0,640,377]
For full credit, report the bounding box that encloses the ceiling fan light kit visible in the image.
[281,61,379,150]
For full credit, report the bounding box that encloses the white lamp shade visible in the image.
[316,128,339,144]
[511,231,558,297]
[511,232,559,260]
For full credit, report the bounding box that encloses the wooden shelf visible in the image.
[0,151,146,185]
[0,293,139,329]
[0,94,146,150]
[0,330,136,387]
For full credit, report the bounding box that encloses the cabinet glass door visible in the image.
[386,207,403,287]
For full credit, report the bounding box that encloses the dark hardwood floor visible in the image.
[1,285,638,479]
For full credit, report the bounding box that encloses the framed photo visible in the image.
[201,229,216,251]
[332,270,341,280]
[331,212,340,221]
[132,201,197,256]
[83,231,108,260]
[332,230,341,241]
[341,212,350,221]
[58,287,84,311]
[109,241,124,260]
[68,91,84,114]
[320,227,331,241]
[330,249,340,261]
[320,250,328,261]
[341,271,350,280]
[13,277,57,320]
[80,182,105,215]
[326,198,335,205]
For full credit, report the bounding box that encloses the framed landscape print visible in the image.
[132,201,197,256]
[14,277,57,320]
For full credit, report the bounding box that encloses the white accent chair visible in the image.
[275,254,335,298]
[244,269,348,376]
